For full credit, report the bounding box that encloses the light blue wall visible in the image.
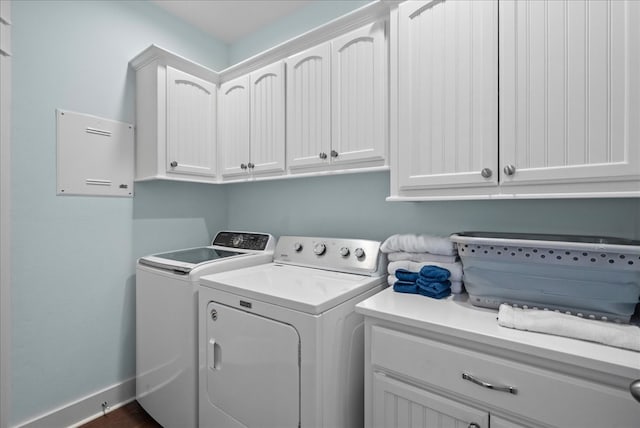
[228,0,372,64]
[10,1,228,425]
[9,0,640,426]
[226,172,640,240]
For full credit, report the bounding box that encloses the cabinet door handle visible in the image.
[170,161,178,168]
[503,164,516,176]
[319,152,327,159]
[240,163,247,170]
[462,373,517,395]
[330,150,339,158]
[247,162,255,169]
[630,379,640,403]
[480,168,492,178]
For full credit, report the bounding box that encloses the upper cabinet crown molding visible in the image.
[129,44,219,84]
[218,0,393,82]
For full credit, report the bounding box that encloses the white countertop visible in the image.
[356,288,640,379]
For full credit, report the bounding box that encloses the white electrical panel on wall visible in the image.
[56,109,134,197]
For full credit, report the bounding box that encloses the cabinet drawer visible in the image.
[371,326,640,427]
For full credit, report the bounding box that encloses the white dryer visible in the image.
[198,236,386,428]
[136,231,275,428]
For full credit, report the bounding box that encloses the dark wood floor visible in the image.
[80,401,162,428]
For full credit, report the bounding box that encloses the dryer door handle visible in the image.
[208,338,220,370]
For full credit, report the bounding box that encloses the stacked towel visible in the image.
[391,266,452,299]
[388,251,458,264]
[382,234,465,295]
[498,305,640,352]
[416,265,452,298]
[381,234,456,255]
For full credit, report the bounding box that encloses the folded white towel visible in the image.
[388,251,459,264]
[498,304,640,352]
[381,234,456,256]
[388,260,463,282]
[386,275,464,294]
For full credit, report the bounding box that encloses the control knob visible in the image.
[313,243,327,256]
[339,247,350,257]
[354,248,365,258]
[293,242,303,252]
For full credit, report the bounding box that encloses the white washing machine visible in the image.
[136,231,275,428]
[198,236,387,428]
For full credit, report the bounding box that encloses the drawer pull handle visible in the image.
[462,373,517,395]
[631,379,640,403]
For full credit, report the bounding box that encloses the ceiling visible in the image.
[151,0,314,44]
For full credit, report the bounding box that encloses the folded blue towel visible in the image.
[395,268,419,282]
[418,287,451,299]
[419,265,451,281]
[393,281,419,294]
[416,278,451,294]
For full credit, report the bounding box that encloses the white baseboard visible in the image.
[14,377,136,428]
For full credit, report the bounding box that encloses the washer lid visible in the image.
[200,263,384,315]
[139,247,248,273]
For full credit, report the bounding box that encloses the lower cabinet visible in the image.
[365,322,640,428]
[373,372,492,428]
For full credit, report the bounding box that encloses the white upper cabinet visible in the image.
[132,3,392,184]
[390,0,639,199]
[218,75,250,178]
[250,61,286,175]
[218,62,285,180]
[499,0,640,195]
[395,0,498,194]
[166,66,217,177]
[286,43,331,169]
[130,46,218,184]
[331,21,387,166]
[286,21,388,173]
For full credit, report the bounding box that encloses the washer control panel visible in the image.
[212,231,274,251]
[275,236,385,276]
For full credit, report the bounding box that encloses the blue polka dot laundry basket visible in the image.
[450,232,640,323]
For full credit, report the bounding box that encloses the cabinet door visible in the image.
[331,21,387,165]
[499,0,640,189]
[373,372,489,428]
[166,66,217,177]
[286,43,331,169]
[218,75,250,178]
[250,61,286,175]
[397,0,498,191]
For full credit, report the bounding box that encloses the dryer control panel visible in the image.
[275,236,385,276]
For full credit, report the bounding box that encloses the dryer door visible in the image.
[205,301,300,428]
